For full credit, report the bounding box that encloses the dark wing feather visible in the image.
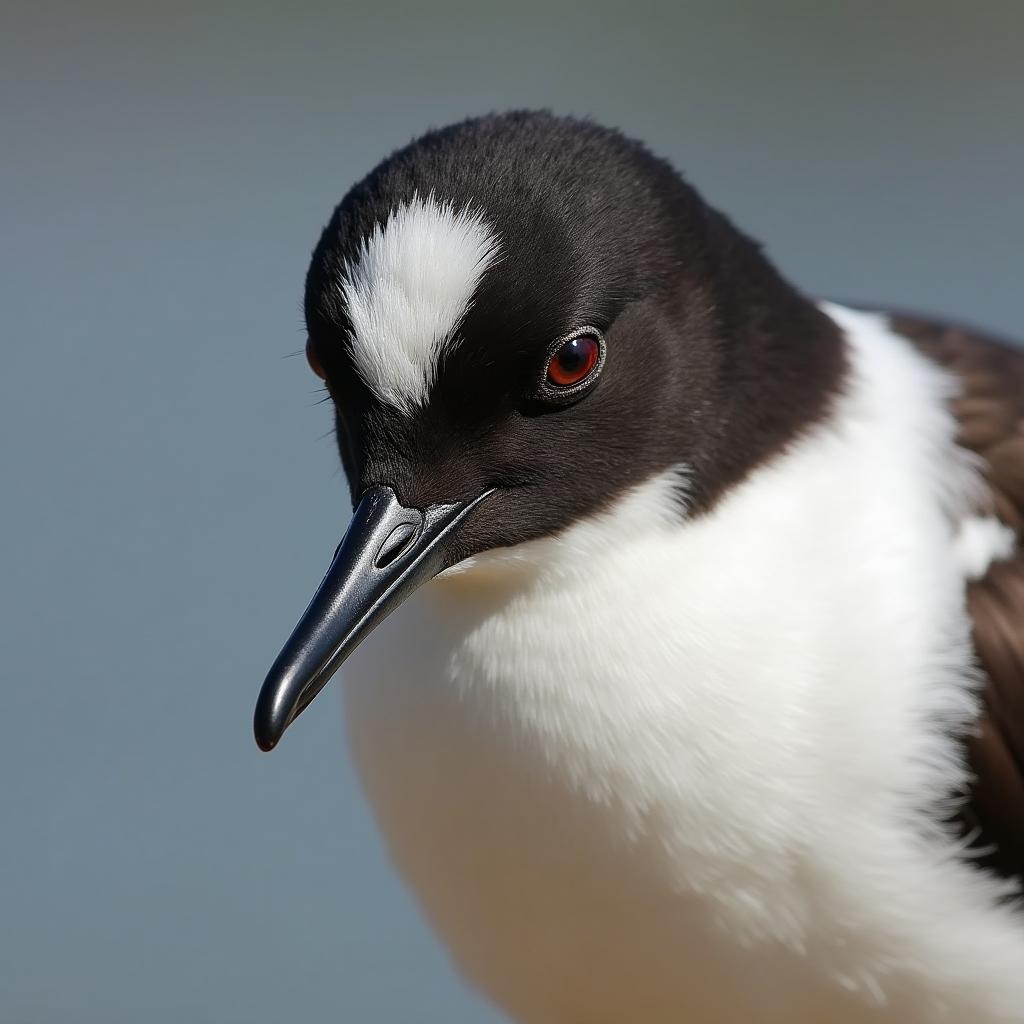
[890,312,1024,883]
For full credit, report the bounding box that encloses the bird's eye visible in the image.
[541,329,605,400]
[547,335,599,386]
[306,337,326,380]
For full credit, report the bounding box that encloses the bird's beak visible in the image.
[253,484,493,751]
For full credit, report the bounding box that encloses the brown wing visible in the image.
[890,311,1024,883]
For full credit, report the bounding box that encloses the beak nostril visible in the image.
[375,521,420,568]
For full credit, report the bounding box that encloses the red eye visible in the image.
[305,337,326,380]
[546,334,601,388]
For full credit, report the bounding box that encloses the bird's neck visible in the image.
[681,205,848,514]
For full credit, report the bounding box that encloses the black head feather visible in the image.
[304,111,844,563]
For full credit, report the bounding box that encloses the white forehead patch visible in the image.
[340,194,501,415]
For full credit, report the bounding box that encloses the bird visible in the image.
[253,111,1024,1022]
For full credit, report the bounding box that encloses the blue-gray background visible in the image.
[2,3,1021,1021]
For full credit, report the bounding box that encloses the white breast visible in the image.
[341,304,1024,1023]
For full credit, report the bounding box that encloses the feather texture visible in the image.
[890,311,1024,883]
[339,194,501,415]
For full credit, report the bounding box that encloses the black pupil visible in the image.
[557,338,589,373]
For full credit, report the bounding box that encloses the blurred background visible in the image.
[2,2,1021,1020]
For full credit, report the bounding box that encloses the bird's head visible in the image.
[254,111,842,750]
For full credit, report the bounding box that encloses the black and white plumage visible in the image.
[255,112,1024,1022]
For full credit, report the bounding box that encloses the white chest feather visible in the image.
[342,305,1024,1023]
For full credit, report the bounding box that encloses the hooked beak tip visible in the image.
[253,693,286,752]
[254,723,280,753]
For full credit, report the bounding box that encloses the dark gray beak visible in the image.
[253,484,492,751]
